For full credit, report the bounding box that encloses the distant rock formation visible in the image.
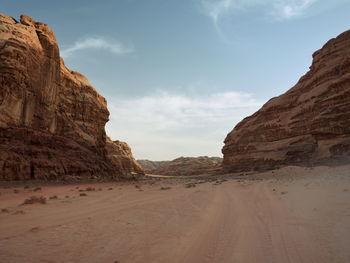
[138,156,222,176]
[222,30,350,172]
[0,14,143,180]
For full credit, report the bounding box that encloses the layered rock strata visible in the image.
[222,30,350,172]
[0,14,143,180]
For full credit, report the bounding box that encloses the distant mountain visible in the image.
[138,156,222,176]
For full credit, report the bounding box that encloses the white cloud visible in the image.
[106,91,262,160]
[61,37,134,58]
[199,0,319,24]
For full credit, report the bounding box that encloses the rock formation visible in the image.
[106,138,144,175]
[222,30,350,172]
[138,156,222,176]
[0,14,143,180]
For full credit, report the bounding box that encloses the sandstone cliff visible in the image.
[138,156,222,176]
[222,30,350,172]
[106,138,144,175]
[0,14,143,180]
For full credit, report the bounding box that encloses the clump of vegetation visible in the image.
[23,196,46,205]
[86,187,95,191]
[280,191,288,195]
[33,187,42,192]
[13,189,20,193]
[1,208,9,213]
[24,185,30,189]
[160,186,171,190]
[185,183,196,188]
[30,227,39,232]
[49,195,58,200]
[65,195,70,198]
[108,188,113,191]
[78,189,85,192]
[80,193,87,197]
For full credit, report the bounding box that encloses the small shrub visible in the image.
[1,208,9,213]
[78,189,85,192]
[160,187,171,190]
[280,191,288,195]
[30,227,39,232]
[23,196,46,205]
[33,187,42,192]
[49,195,58,200]
[185,183,196,188]
[24,186,30,189]
[108,188,113,191]
[13,189,20,194]
[65,195,70,198]
[80,193,87,197]
[86,187,95,191]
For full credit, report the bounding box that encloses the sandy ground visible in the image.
[0,165,350,263]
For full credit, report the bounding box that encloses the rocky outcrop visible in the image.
[0,14,143,180]
[139,156,222,176]
[222,30,350,172]
[106,138,144,175]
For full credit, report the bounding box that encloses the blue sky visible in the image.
[3,0,350,160]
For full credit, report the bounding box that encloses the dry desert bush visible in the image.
[23,196,46,205]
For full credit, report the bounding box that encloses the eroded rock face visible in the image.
[0,14,143,180]
[138,156,222,176]
[106,138,144,175]
[222,30,350,172]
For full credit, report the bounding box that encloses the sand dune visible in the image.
[1,165,350,263]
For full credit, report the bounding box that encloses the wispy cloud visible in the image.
[199,0,320,25]
[106,91,262,160]
[61,37,134,58]
[274,0,318,19]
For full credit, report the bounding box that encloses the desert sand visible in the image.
[1,165,350,263]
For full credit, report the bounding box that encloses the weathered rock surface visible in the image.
[222,30,350,172]
[106,138,144,175]
[138,156,222,176]
[0,14,143,180]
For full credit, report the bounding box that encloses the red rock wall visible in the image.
[0,14,143,180]
[222,30,350,172]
